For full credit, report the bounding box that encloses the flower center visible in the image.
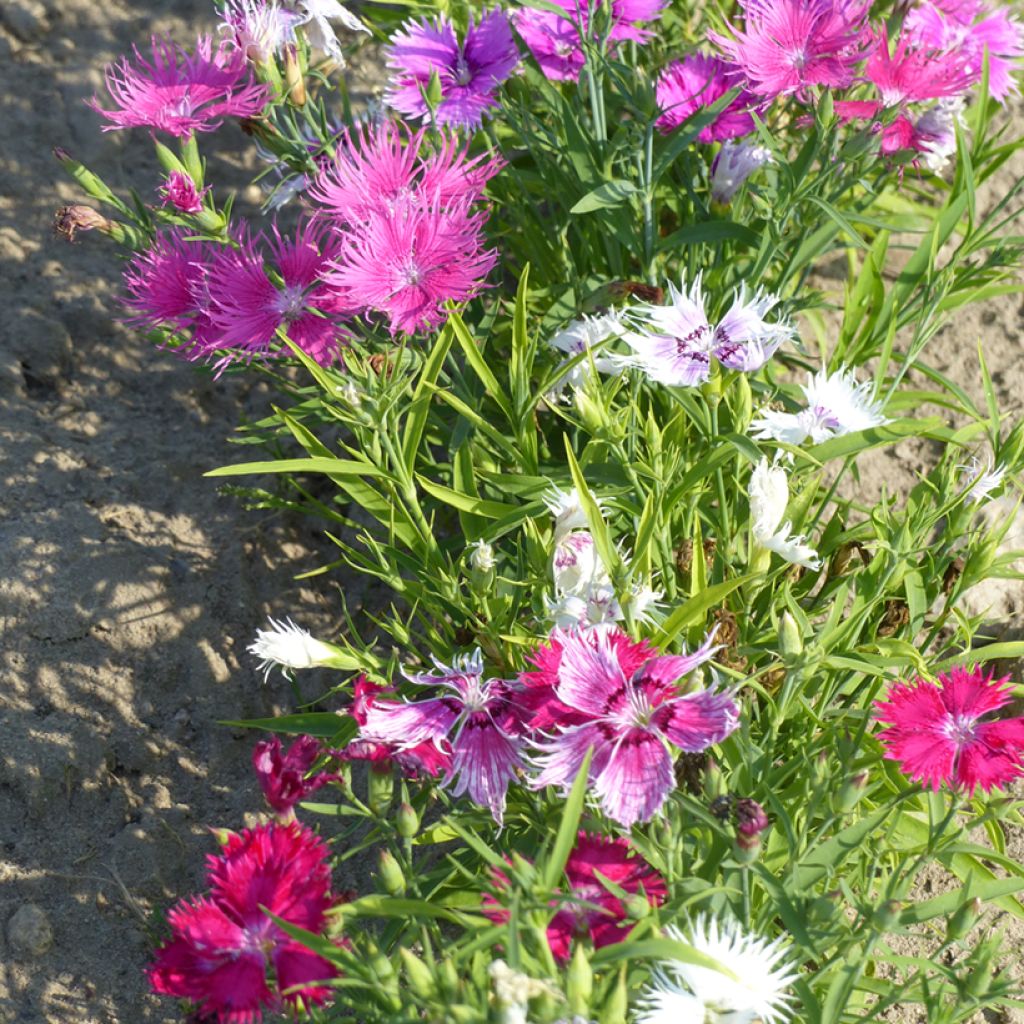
[398,256,423,288]
[454,54,473,86]
[275,284,306,322]
[943,713,978,746]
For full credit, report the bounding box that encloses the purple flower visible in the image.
[252,734,336,817]
[360,650,526,823]
[159,170,209,214]
[530,630,737,828]
[655,54,756,140]
[90,35,269,137]
[710,139,774,203]
[385,11,518,130]
[623,274,792,387]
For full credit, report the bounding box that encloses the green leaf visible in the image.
[570,179,639,214]
[654,575,756,647]
[401,322,453,474]
[416,476,520,519]
[657,220,760,253]
[591,938,732,975]
[791,804,896,891]
[330,894,482,926]
[899,877,1024,925]
[448,311,515,425]
[219,713,356,740]
[808,418,946,463]
[541,747,594,891]
[564,438,620,577]
[206,457,388,478]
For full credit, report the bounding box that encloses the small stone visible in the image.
[7,904,54,957]
[1,0,46,40]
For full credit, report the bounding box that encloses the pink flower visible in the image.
[148,822,341,1021]
[529,629,737,828]
[203,221,350,369]
[484,832,666,962]
[90,35,269,137]
[159,170,209,214]
[360,650,526,823]
[336,676,451,778]
[864,27,977,106]
[874,666,1024,795]
[385,11,519,130]
[120,228,220,353]
[252,734,336,817]
[325,200,497,335]
[310,122,503,224]
[712,0,871,99]
[655,54,757,140]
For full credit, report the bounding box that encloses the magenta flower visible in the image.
[325,200,497,335]
[484,832,666,962]
[360,650,526,823]
[529,629,737,828]
[385,11,518,130]
[712,0,871,99]
[148,822,340,1021]
[336,676,451,778]
[252,734,336,817]
[120,228,220,353]
[159,169,209,214]
[875,666,1024,795]
[310,122,503,224]
[655,54,756,140]
[203,221,350,369]
[864,28,977,107]
[90,35,269,137]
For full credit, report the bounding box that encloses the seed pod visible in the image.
[399,948,436,999]
[567,944,593,1016]
[377,849,406,896]
[368,763,394,814]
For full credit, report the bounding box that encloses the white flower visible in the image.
[291,0,368,63]
[710,141,773,204]
[552,530,609,594]
[915,98,965,175]
[489,959,561,1024]
[248,617,337,679]
[626,583,664,624]
[544,486,599,540]
[544,587,623,630]
[547,312,626,397]
[220,0,299,62]
[749,459,820,570]
[635,916,797,1024]
[469,538,496,573]
[961,455,1006,506]
[751,367,888,447]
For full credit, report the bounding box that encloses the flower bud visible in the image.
[704,759,726,800]
[567,944,593,1016]
[438,957,460,998]
[734,797,770,837]
[732,373,753,432]
[283,44,306,105]
[601,967,629,1024]
[779,611,803,658]
[396,801,419,839]
[400,947,436,998]
[53,204,117,243]
[733,831,762,864]
[425,67,444,109]
[946,896,982,942]
[377,849,406,896]
[872,899,902,931]
[623,892,651,920]
[210,827,237,847]
[368,762,394,814]
[836,770,869,814]
[469,539,495,573]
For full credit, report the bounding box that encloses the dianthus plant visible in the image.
[54,0,1024,1021]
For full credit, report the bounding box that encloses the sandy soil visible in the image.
[0,1,1022,1022]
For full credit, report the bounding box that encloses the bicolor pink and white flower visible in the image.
[875,666,1024,794]
[655,54,757,140]
[624,275,792,387]
[220,0,300,62]
[252,734,336,817]
[751,367,888,446]
[360,650,526,822]
[90,35,269,137]
[148,822,341,1020]
[711,0,871,99]
[204,221,350,369]
[749,458,820,569]
[158,169,209,214]
[710,139,774,203]
[484,832,667,961]
[636,915,797,1024]
[385,11,518,130]
[528,629,736,827]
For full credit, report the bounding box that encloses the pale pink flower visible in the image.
[158,170,209,214]
[655,54,756,140]
[385,11,518,130]
[529,629,736,828]
[325,200,497,335]
[220,0,300,62]
[309,122,503,224]
[204,221,349,369]
[90,35,269,137]
[712,0,871,99]
[294,0,369,64]
[875,666,1024,794]
[360,650,526,823]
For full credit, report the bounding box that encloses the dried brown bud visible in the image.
[942,557,965,596]
[877,599,910,638]
[53,205,113,243]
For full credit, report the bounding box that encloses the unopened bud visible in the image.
[602,967,629,1024]
[872,899,901,931]
[836,770,869,814]
[733,831,762,864]
[377,848,406,896]
[210,827,236,847]
[946,896,982,942]
[53,204,116,243]
[396,801,419,838]
[368,762,394,814]
[438,957,459,998]
[623,892,651,920]
[400,947,436,998]
[732,373,753,432]
[424,67,444,109]
[779,611,803,658]
[283,45,306,106]
[567,944,593,1015]
[704,759,726,800]
[734,797,770,837]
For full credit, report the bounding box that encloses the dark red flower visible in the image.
[252,734,335,817]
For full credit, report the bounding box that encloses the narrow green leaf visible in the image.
[570,180,639,214]
[206,457,387,478]
[541,747,594,891]
[401,322,453,473]
[654,575,756,647]
[416,475,519,519]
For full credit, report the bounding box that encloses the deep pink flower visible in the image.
[203,221,349,369]
[655,54,757,140]
[864,27,977,106]
[325,200,497,335]
[529,629,737,828]
[712,0,871,99]
[336,676,451,778]
[385,11,518,130]
[252,734,336,817]
[835,98,962,170]
[310,122,503,225]
[148,822,340,1022]
[159,169,209,214]
[360,650,526,823]
[120,228,220,353]
[874,666,1024,794]
[484,832,666,962]
[90,35,269,137]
